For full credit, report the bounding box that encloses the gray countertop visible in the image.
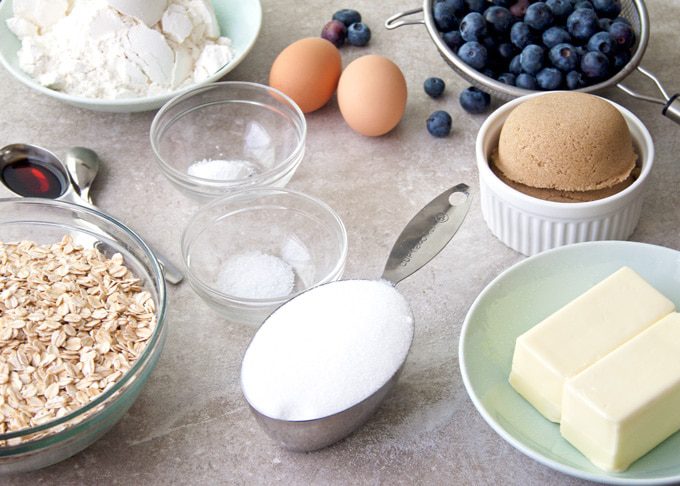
[2,0,680,484]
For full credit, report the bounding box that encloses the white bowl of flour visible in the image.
[0,0,262,112]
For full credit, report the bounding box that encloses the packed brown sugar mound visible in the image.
[493,92,637,196]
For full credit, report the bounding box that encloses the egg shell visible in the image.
[337,55,407,137]
[269,38,342,113]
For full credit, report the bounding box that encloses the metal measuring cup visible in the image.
[241,183,471,452]
[0,143,183,284]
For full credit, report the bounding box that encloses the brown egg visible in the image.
[269,38,342,113]
[337,55,407,137]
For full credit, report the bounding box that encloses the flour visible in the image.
[7,0,235,99]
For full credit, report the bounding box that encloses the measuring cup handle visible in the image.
[381,184,471,286]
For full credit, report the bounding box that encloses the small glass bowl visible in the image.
[182,188,348,327]
[150,82,306,201]
[0,199,167,473]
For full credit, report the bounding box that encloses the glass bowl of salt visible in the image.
[150,82,306,201]
[181,187,348,326]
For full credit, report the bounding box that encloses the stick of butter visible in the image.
[509,266,674,422]
[561,312,680,472]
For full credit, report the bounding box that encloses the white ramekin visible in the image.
[476,92,654,256]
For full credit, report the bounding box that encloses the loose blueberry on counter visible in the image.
[510,21,533,49]
[424,77,446,98]
[525,2,554,31]
[546,0,573,20]
[458,41,488,69]
[609,21,635,50]
[333,9,361,27]
[485,6,513,34]
[459,87,491,114]
[434,1,460,32]
[427,111,453,137]
[549,43,579,71]
[443,30,464,51]
[460,12,488,41]
[587,31,615,56]
[347,22,371,46]
[519,44,545,75]
[592,0,622,19]
[566,70,586,89]
[516,73,538,89]
[536,67,563,89]
[542,26,571,48]
[497,72,517,85]
[581,50,610,79]
[567,8,600,41]
[465,0,486,13]
[321,20,347,47]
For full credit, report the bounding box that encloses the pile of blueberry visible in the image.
[432,0,635,90]
[322,9,372,48]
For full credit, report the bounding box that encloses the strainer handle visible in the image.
[617,66,680,125]
[381,184,471,286]
[385,7,424,30]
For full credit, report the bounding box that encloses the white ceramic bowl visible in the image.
[0,0,262,112]
[476,92,654,256]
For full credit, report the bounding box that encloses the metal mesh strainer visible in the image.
[386,0,680,124]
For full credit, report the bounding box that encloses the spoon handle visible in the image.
[381,183,471,286]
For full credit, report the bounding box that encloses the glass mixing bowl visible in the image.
[150,82,306,201]
[0,199,167,474]
[182,188,348,327]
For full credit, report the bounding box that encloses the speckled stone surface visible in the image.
[1,0,680,484]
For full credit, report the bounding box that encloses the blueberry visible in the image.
[574,1,594,10]
[566,70,586,89]
[575,45,588,57]
[549,43,579,71]
[321,20,346,47]
[587,31,615,56]
[439,0,467,15]
[567,8,599,41]
[481,35,498,52]
[347,22,371,46]
[460,12,487,41]
[497,42,516,60]
[427,110,453,137]
[592,0,621,18]
[519,44,545,74]
[609,21,635,50]
[546,0,573,19]
[599,18,613,31]
[458,41,488,69]
[516,73,539,89]
[497,72,517,85]
[492,0,512,6]
[612,49,631,70]
[443,30,464,51]
[332,9,361,27]
[482,67,497,78]
[542,26,571,48]
[485,6,513,34]
[612,16,631,26]
[433,1,460,32]
[510,21,533,49]
[424,77,446,98]
[536,67,563,89]
[465,0,486,13]
[459,86,491,114]
[509,54,523,74]
[524,2,554,31]
[510,0,531,17]
[581,50,610,79]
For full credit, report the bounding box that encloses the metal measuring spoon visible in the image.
[241,183,472,452]
[64,147,184,285]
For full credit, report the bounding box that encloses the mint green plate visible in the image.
[460,241,680,484]
[0,0,262,112]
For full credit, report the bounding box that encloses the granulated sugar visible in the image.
[187,158,257,180]
[216,251,294,299]
[241,279,414,421]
